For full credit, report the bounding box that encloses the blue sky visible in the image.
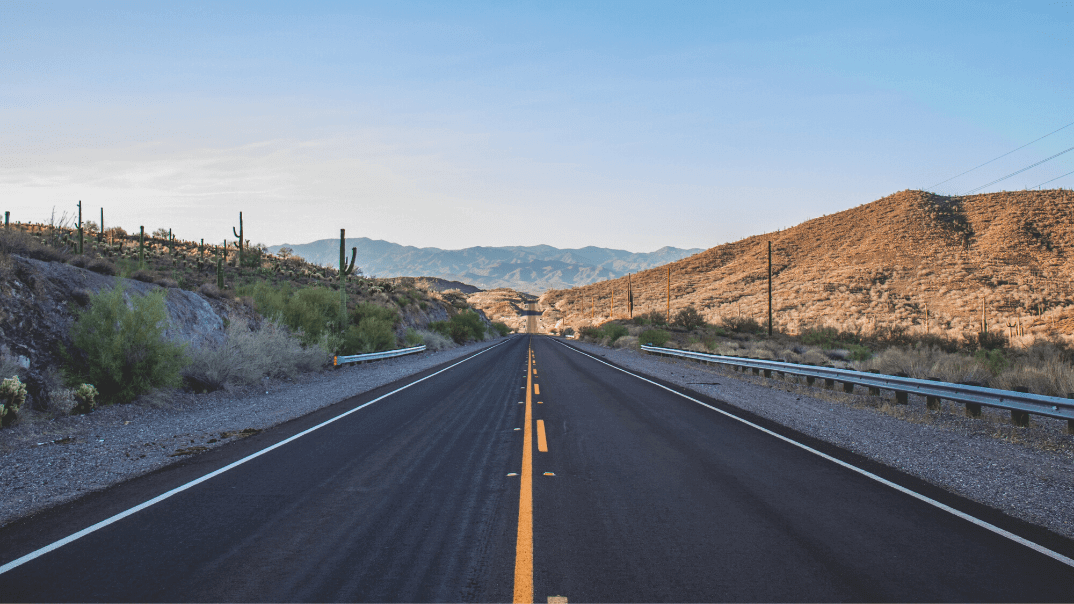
[1,1,1072,251]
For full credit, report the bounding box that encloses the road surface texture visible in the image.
[1,334,1072,602]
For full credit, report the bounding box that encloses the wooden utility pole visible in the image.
[767,241,773,336]
[666,267,671,323]
[924,302,929,334]
[610,291,614,319]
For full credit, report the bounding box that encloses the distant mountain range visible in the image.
[266,239,703,293]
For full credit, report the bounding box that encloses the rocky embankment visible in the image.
[0,255,258,408]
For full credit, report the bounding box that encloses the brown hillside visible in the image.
[540,189,1074,340]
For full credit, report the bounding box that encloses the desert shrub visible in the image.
[342,317,396,354]
[0,375,27,426]
[431,311,486,344]
[86,258,116,275]
[72,383,98,414]
[639,328,671,347]
[239,282,345,348]
[613,335,639,349]
[673,306,707,330]
[491,321,512,337]
[151,228,171,239]
[721,316,762,334]
[416,328,455,350]
[404,328,425,347]
[130,269,155,283]
[62,285,187,405]
[973,348,1009,376]
[578,325,603,340]
[104,226,127,239]
[0,228,69,263]
[155,277,179,288]
[181,318,328,392]
[562,327,575,338]
[603,323,629,343]
[974,330,1007,351]
[350,302,399,328]
[846,343,873,361]
[68,256,88,268]
[198,283,225,299]
[633,311,667,326]
[799,349,831,366]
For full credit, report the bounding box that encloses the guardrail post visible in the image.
[805,376,816,386]
[763,369,772,378]
[1011,387,1030,427]
[824,378,835,389]
[893,373,909,405]
[960,381,983,417]
[926,377,942,410]
[1068,394,1074,435]
[752,367,760,375]
[842,382,854,394]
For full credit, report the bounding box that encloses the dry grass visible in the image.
[181,318,330,392]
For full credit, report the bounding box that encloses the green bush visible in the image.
[639,328,671,347]
[578,325,603,340]
[603,323,629,343]
[351,302,399,327]
[562,327,575,337]
[404,328,425,347]
[0,375,27,426]
[342,317,396,354]
[673,306,707,330]
[431,311,486,344]
[239,282,345,348]
[491,321,512,337]
[974,348,1009,375]
[63,285,188,405]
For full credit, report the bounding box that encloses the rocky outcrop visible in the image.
[0,255,255,409]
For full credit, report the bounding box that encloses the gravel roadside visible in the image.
[0,338,505,529]
[567,340,1074,540]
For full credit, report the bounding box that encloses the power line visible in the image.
[1034,168,1074,189]
[926,119,1074,191]
[963,144,1074,195]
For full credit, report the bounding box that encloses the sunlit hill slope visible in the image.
[540,189,1074,341]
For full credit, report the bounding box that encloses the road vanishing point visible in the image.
[1,334,1073,602]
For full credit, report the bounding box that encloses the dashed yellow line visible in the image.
[534,384,540,396]
[514,345,534,603]
[537,419,548,452]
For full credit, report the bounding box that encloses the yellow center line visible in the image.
[514,345,534,603]
[536,419,548,452]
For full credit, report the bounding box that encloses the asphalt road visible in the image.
[1,334,1073,602]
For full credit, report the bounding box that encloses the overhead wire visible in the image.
[926,119,1074,191]
[962,144,1074,195]
[1033,168,1074,189]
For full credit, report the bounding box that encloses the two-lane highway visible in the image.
[1,334,1072,601]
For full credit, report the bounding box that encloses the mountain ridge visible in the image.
[267,238,703,293]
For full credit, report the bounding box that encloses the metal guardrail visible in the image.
[334,345,426,367]
[640,344,1074,429]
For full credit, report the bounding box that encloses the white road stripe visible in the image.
[554,339,1074,569]
[0,337,515,575]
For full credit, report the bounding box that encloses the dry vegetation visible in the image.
[543,189,1074,344]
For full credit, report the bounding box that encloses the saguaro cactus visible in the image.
[76,200,84,255]
[232,211,244,268]
[339,228,357,321]
[139,226,145,265]
[4,211,9,229]
[99,208,104,243]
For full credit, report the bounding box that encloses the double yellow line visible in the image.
[514,345,535,603]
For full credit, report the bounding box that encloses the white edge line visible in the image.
[0,337,514,575]
[554,339,1074,569]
